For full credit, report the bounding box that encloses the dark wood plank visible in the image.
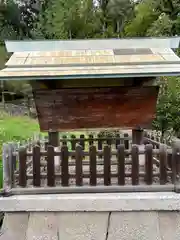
[131,145,139,185]
[33,86,159,131]
[89,145,97,186]
[106,137,112,146]
[79,134,85,150]
[62,135,67,146]
[144,144,153,185]
[61,145,69,186]
[171,147,178,184]
[47,145,55,187]
[97,134,103,159]
[117,144,125,185]
[159,144,167,185]
[70,135,76,159]
[75,145,83,186]
[124,133,129,150]
[167,153,172,169]
[48,131,59,147]
[89,134,94,147]
[97,134,103,151]
[132,129,143,144]
[33,145,41,187]
[115,134,120,149]
[103,145,111,186]
[19,147,27,187]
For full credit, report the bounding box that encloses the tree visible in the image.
[147,13,173,36]
[124,0,160,37]
[153,77,180,138]
[107,0,134,37]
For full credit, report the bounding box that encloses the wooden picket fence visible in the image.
[2,132,180,195]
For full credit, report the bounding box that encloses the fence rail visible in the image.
[2,131,180,195]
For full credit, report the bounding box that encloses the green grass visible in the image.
[0,114,41,189]
[0,115,40,141]
[0,113,102,189]
[0,162,2,189]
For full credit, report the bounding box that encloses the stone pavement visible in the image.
[1,211,180,240]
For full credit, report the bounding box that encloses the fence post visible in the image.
[49,131,60,169]
[124,133,129,150]
[2,144,11,192]
[144,144,153,185]
[131,145,139,185]
[7,143,15,188]
[132,128,143,145]
[172,140,180,192]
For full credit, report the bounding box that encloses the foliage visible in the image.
[153,77,180,137]
[147,13,173,36]
[124,0,160,37]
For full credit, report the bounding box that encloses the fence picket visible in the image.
[89,145,97,186]
[5,132,180,193]
[71,135,76,151]
[33,145,41,187]
[104,145,111,186]
[171,146,178,184]
[159,144,167,185]
[124,133,129,150]
[62,135,67,146]
[97,134,103,150]
[115,134,120,149]
[19,147,27,187]
[89,134,94,147]
[61,145,69,186]
[47,145,55,187]
[75,145,83,186]
[131,145,139,185]
[117,144,125,185]
[145,144,153,185]
[79,134,85,150]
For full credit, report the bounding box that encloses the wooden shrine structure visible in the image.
[0,37,180,194]
[1,38,180,240]
[1,38,180,140]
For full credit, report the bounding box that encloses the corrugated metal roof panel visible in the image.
[1,64,180,80]
[5,37,180,52]
[5,48,176,67]
[1,38,180,80]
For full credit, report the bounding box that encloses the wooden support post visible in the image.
[172,140,180,193]
[48,131,60,169]
[48,131,59,147]
[132,128,144,166]
[132,128,143,145]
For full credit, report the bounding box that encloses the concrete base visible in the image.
[1,211,180,240]
[1,192,180,212]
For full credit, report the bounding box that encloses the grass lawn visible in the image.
[0,114,41,189]
[0,113,92,189]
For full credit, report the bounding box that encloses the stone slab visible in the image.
[26,212,58,240]
[1,192,180,212]
[108,212,161,240]
[158,211,180,240]
[57,212,108,240]
[0,213,29,240]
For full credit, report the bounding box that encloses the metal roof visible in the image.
[1,38,180,80]
[5,37,180,52]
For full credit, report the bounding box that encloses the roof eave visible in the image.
[0,72,180,81]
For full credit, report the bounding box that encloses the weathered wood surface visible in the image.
[33,86,159,131]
